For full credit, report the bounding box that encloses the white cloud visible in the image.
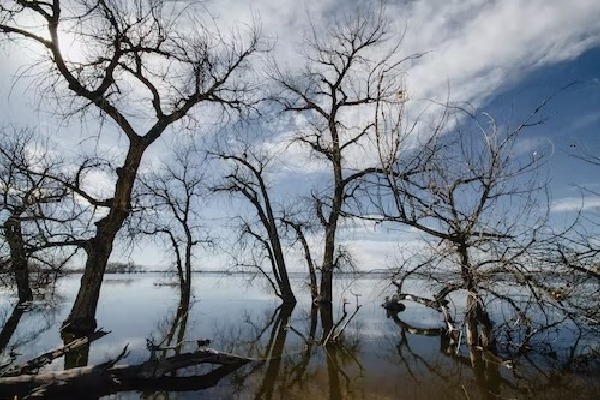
[399,0,600,104]
[551,196,600,212]
[239,0,600,174]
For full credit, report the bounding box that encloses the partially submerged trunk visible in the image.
[282,219,318,302]
[269,230,295,304]
[63,141,147,336]
[256,170,295,304]
[3,216,32,303]
[3,330,110,377]
[320,151,343,304]
[457,241,494,350]
[465,295,494,350]
[213,152,296,305]
[320,240,335,304]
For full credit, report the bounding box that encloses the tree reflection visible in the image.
[214,300,366,400]
[253,303,294,400]
[387,303,600,399]
[1,301,58,373]
[142,291,192,399]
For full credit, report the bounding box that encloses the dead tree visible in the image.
[370,103,553,349]
[134,141,210,305]
[0,128,86,303]
[0,1,265,335]
[210,137,296,304]
[271,3,424,304]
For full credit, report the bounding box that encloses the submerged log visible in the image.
[383,293,460,342]
[1,329,109,377]
[0,348,253,399]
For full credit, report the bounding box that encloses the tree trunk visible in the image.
[320,229,336,304]
[270,234,296,304]
[287,221,318,302]
[63,140,148,336]
[320,120,343,304]
[457,240,494,349]
[3,216,32,303]
[320,301,334,344]
[63,237,114,335]
[261,184,295,305]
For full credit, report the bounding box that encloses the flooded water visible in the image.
[1,273,599,399]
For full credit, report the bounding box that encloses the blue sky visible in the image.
[1,0,600,270]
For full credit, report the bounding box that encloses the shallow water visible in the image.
[1,273,599,399]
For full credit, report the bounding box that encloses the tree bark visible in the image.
[3,217,32,303]
[320,301,335,345]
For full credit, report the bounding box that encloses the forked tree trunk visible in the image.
[260,181,295,305]
[284,221,318,302]
[3,217,32,303]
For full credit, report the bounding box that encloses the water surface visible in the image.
[1,273,599,399]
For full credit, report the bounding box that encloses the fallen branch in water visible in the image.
[383,293,460,342]
[0,348,254,399]
[1,329,110,378]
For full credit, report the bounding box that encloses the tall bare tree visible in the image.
[271,3,422,304]
[0,1,264,334]
[210,135,296,304]
[134,141,209,306]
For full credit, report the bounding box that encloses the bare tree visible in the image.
[0,1,265,335]
[271,3,423,304]
[373,103,554,349]
[0,128,86,303]
[133,140,210,306]
[210,136,296,304]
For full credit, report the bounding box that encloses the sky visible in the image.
[1,0,600,271]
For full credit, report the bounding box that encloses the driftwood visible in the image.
[383,293,460,342]
[0,348,253,399]
[1,330,109,378]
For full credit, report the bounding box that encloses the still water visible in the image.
[1,273,599,399]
